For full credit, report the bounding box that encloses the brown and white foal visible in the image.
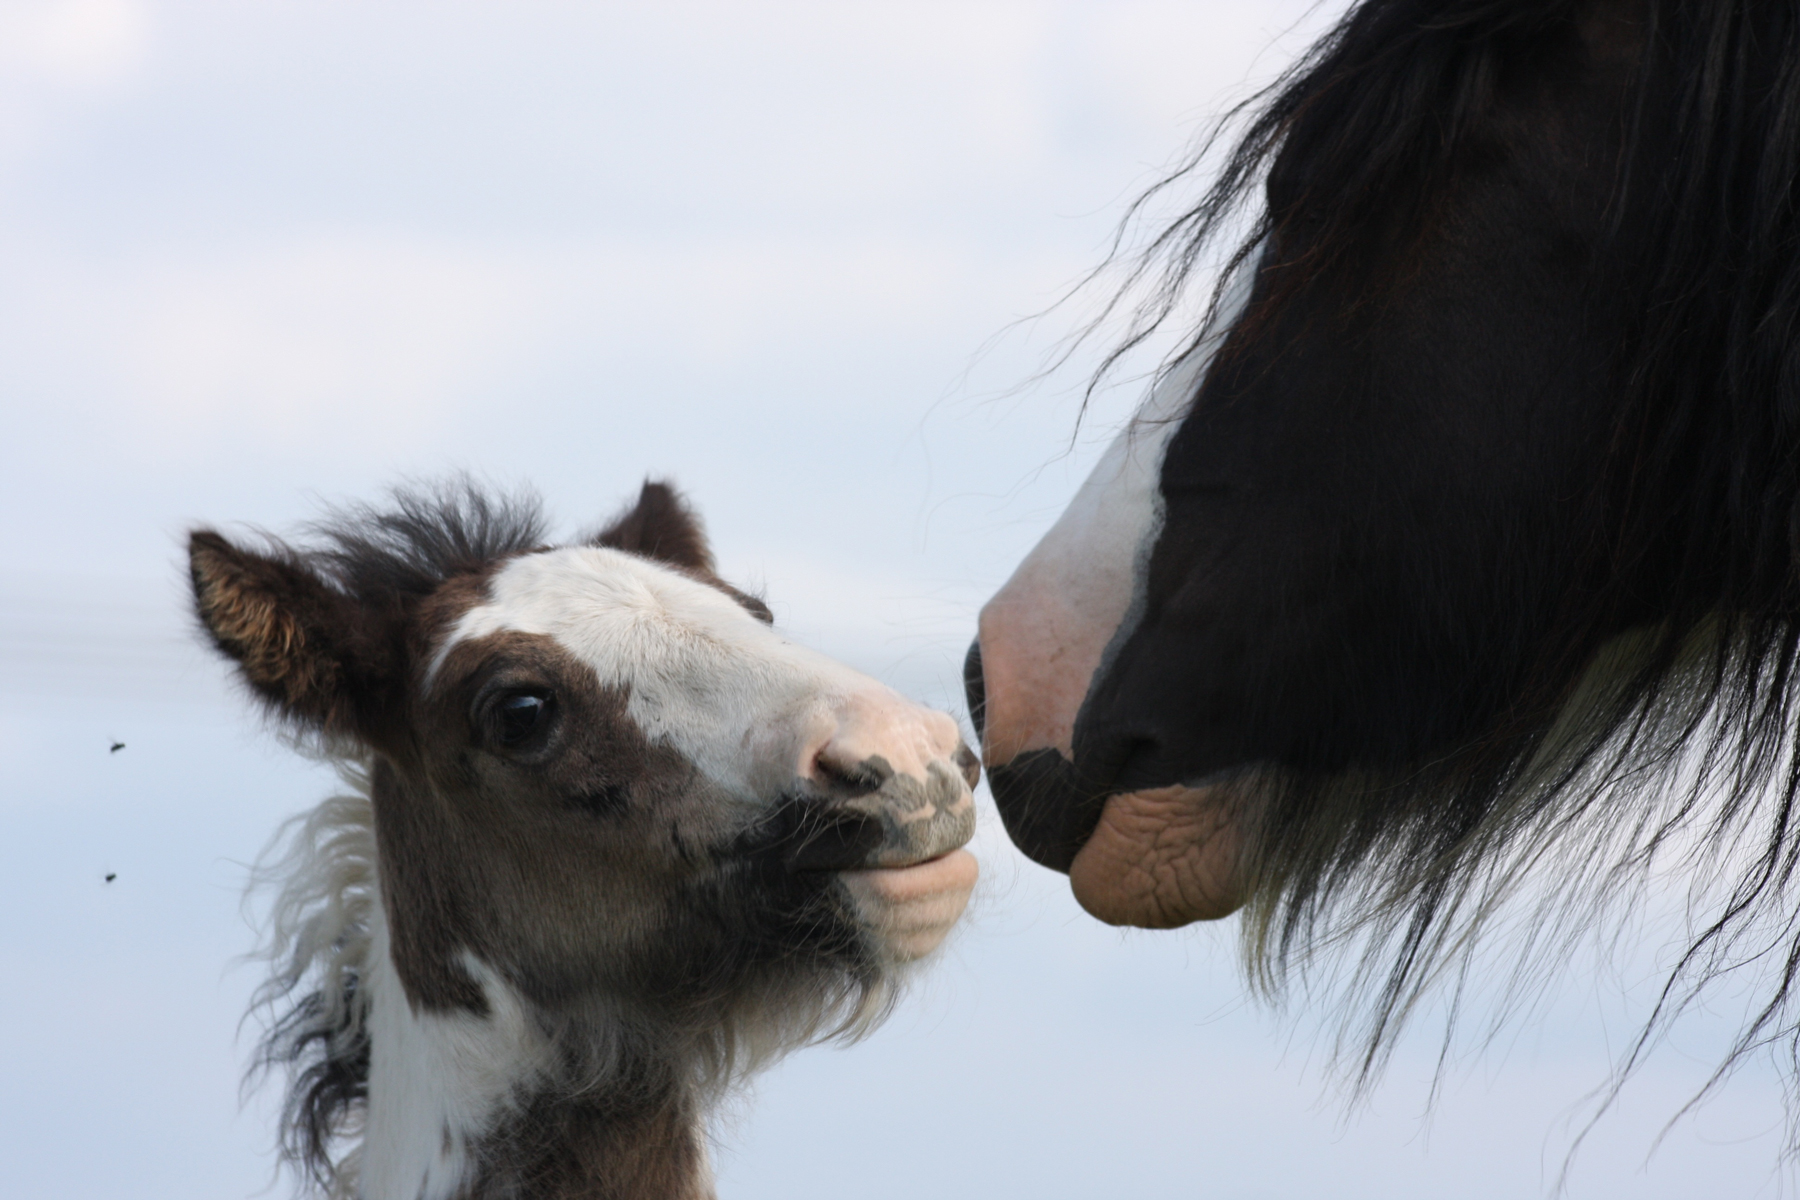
[189,481,978,1200]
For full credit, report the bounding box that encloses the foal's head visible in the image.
[190,480,977,1198]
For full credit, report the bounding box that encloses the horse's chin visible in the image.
[841,849,979,962]
[1068,786,1246,928]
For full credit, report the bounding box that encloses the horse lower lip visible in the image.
[1068,784,1246,927]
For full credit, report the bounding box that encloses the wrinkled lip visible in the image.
[1068,783,1247,927]
[983,735,1258,927]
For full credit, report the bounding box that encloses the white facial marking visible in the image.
[437,548,961,800]
[977,270,1253,764]
[361,907,547,1200]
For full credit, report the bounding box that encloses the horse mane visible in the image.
[1087,0,1586,390]
[244,769,378,1198]
[1102,0,1800,1130]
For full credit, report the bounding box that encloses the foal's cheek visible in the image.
[840,849,979,963]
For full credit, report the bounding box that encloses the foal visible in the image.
[190,480,979,1200]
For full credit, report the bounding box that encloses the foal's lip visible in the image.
[840,848,979,904]
[843,847,958,875]
[776,767,978,872]
[840,848,980,961]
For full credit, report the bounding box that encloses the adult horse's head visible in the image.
[970,0,1800,1043]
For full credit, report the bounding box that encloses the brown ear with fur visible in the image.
[188,530,393,736]
[591,480,715,572]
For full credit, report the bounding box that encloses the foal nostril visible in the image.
[954,742,980,790]
[963,639,987,741]
[812,750,892,797]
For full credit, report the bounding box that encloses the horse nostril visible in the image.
[963,639,987,742]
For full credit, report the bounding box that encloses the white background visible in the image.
[0,2,1791,1196]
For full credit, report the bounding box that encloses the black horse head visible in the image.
[973,0,1800,1086]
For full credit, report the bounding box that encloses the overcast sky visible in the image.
[2,2,1792,1197]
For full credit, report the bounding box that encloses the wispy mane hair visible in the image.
[244,772,378,1198]
[1101,0,1800,1131]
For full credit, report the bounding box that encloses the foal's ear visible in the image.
[590,480,714,572]
[188,530,390,735]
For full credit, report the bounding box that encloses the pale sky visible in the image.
[1,2,1790,1196]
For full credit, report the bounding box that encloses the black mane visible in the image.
[305,477,549,603]
[1106,0,1800,1122]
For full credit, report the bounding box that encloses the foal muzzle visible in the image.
[777,758,977,872]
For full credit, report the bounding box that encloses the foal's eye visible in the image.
[493,690,553,748]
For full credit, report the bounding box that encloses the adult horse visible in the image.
[969,0,1800,1093]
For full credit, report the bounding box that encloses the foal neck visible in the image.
[361,906,714,1200]
[465,1083,711,1200]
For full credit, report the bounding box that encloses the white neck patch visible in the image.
[359,905,547,1200]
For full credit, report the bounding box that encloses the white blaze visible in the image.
[977,272,1251,765]
[437,547,964,801]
